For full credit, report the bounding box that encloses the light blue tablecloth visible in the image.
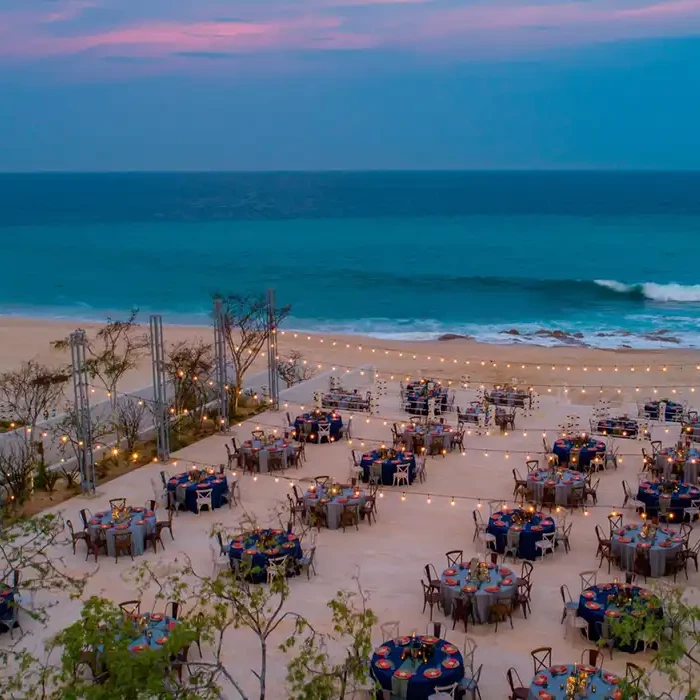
[87,507,157,557]
[611,523,683,578]
[304,486,366,529]
[527,469,585,506]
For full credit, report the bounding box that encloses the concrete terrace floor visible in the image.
[11,382,695,699]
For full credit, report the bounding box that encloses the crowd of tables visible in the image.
[485,386,531,408]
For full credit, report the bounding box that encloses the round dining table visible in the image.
[304,486,366,530]
[0,584,15,633]
[657,447,700,483]
[486,389,530,408]
[127,614,179,653]
[294,412,343,443]
[527,469,585,506]
[87,507,157,557]
[439,562,517,621]
[645,399,684,422]
[240,438,295,473]
[611,523,685,578]
[228,529,303,584]
[167,472,229,513]
[528,664,622,700]
[487,509,556,561]
[371,637,464,700]
[552,437,606,469]
[577,583,661,653]
[360,450,416,485]
[636,480,699,520]
[405,382,449,416]
[402,424,453,452]
[596,416,638,438]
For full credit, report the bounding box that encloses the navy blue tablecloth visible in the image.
[636,481,699,519]
[645,400,684,421]
[229,529,303,584]
[167,473,228,514]
[577,584,661,653]
[487,510,556,561]
[597,417,638,438]
[553,437,606,469]
[371,638,464,700]
[294,413,343,443]
[360,451,416,485]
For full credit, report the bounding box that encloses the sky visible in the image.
[0,0,699,171]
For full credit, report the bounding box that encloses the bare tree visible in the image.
[217,294,290,417]
[0,361,70,456]
[52,311,148,406]
[0,439,35,508]
[115,397,148,454]
[164,339,215,427]
[277,350,317,388]
[50,405,111,470]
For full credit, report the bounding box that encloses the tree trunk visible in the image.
[259,640,267,700]
[232,381,242,419]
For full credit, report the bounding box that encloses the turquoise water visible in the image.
[1,171,700,348]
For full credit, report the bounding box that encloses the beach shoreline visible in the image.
[2,315,700,402]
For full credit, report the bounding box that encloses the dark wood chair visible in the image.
[170,643,190,681]
[362,497,377,525]
[489,598,514,632]
[164,601,180,619]
[85,529,107,562]
[514,580,532,619]
[114,532,133,563]
[244,452,259,475]
[109,498,127,510]
[421,580,442,621]
[287,494,306,526]
[424,563,441,591]
[626,662,644,692]
[451,594,474,632]
[156,509,174,541]
[446,550,463,568]
[531,647,552,674]
[598,542,621,574]
[144,524,165,553]
[666,550,688,581]
[67,519,87,555]
[581,648,604,670]
[339,505,359,532]
[518,560,533,588]
[506,667,529,700]
[686,539,700,571]
[79,509,92,530]
[309,503,328,531]
[634,550,651,582]
[267,453,283,472]
[119,599,141,617]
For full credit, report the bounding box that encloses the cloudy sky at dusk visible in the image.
[1,0,699,170]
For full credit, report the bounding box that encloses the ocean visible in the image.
[1,171,700,349]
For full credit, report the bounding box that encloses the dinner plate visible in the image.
[375,659,392,670]
[168,621,177,630]
[603,673,620,685]
[484,586,500,593]
[579,665,595,674]
[605,609,621,617]
[582,591,596,599]
[375,646,390,656]
[617,537,631,543]
[442,658,459,669]
[150,613,163,621]
[394,670,413,679]
[423,669,441,679]
[421,635,438,645]
[114,523,128,531]
[442,644,458,654]
[502,578,514,586]
[533,675,548,686]
[549,666,568,675]
[131,644,147,652]
[499,568,511,575]
[585,602,601,610]
[156,636,168,645]
[462,585,477,593]
[443,568,457,576]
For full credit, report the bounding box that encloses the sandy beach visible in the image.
[2,315,700,401]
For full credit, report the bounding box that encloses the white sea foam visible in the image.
[595,279,700,302]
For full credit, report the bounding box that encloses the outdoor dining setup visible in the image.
[371,632,466,700]
[526,660,624,700]
[401,378,450,416]
[400,420,456,455]
[303,480,367,530]
[239,432,295,473]
[592,415,639,439]
[485,384,532,409]
[552,434,607,470]
[167,466,229,514]
[228,528,303,584]
[360,446,417,486]
[486,507,557,561]
[577,581,661,653]
[86,502,158,559]
[656,439,700,482]
[293,409,343,443]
